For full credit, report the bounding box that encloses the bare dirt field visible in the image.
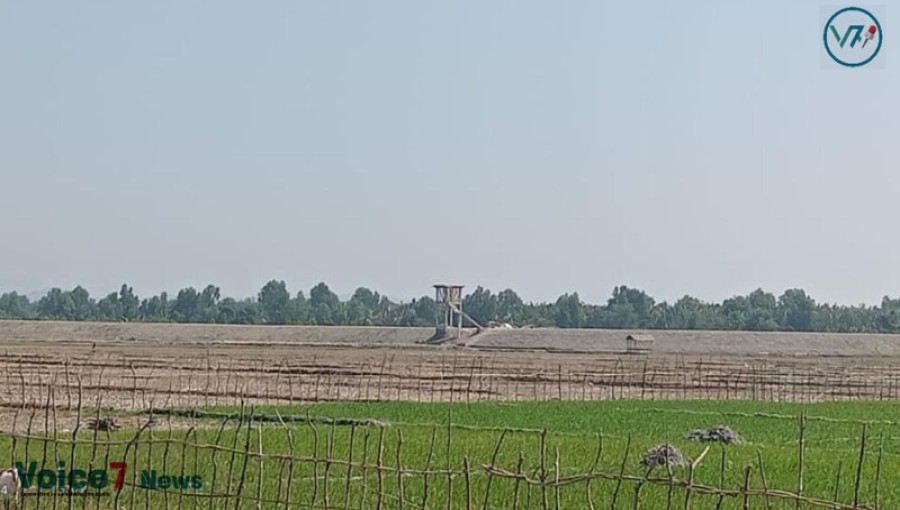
[7,320,900,356]
[5,321,895,509]
[2,320,900,427]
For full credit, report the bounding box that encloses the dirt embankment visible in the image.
[0,320,433,346]
[5,320,900,357]
[1,320,899,416]
[470,328,900,357]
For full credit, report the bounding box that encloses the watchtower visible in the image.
[434,284,465,339]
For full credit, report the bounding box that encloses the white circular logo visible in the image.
[823,7,883,67]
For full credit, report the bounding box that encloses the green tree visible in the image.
[350,287,379,310]
[118,284,140,321]
[172,287,201,322]
[601,286,656,328]
[668,296,721,330]
[346,287,379,325]
[139,292,170,321]
[258,280,290,324]
[412,296,437,326]
[97,292,121,320]
[309,282,342,325]
[8,280,900,335]
[876,297,900,333]
[69,286,96,320]
[744,289,778,331]
[218,297,262,324]
[463,286,497,325]
[496,289,524,324]
[37,288,74,319]
[287,292,311,324]
[649,302,671,328]
[196,285,221,323]
[554,292,585,327]
[720,296,749,330]
[372,295,402,325]
[0,292,34,319]
[777,289,816,331]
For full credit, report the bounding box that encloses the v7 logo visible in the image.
[830,25,866,48]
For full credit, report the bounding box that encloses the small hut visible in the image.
[625,334,654,353]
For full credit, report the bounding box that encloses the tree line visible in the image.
[2,282,900,333]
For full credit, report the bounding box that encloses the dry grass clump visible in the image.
[686,425,745,444]
[640,443,687,467]
[85,417,121,431]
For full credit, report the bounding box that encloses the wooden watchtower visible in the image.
[434,284,465,339]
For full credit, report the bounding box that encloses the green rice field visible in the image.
[4,399,899,509]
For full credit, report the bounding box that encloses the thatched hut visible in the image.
[625,333,654,353]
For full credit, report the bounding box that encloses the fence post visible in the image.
[161,415,176,510]
[358,427,371,510]
[397,429,405,510]
[186,425,201,510]
[683,445,710,510]
[555,447,562,510]
[344,425,357,510]
[375,426,385,510]
[557,364,563,401]
[852,424,868,509]
[610,435,631,510]
[539,429,549,510]
[714,446,726,510]
[832,461,843,506]
[633,466,652,510]
[741,465,752,510]
[481,429,508,510]
[796,412,806,509]
[323,421,336,510]
[464,457,472,510]
[225,401,247,505]
[466,360,475,403]
[231,407,255,510]
[206,415,229,510]
[38,383,50,509]
[419,427,437,510]
[283,418,296,510]
[588,432,604,499]
[756,450,773,510]
[875,434,884,509]
[305,415,319,507]
[256,423,264,510]
[511,454,524,510]
[66,375,83,510]
[446,411,454,510]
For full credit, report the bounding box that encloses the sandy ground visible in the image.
[1,320,899,433]
[471,327,900,357]
[5,320,900,356]
[0,320,433,346]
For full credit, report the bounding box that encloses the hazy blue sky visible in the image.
[1,1,897,305]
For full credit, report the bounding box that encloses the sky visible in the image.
[1,1,897,306]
